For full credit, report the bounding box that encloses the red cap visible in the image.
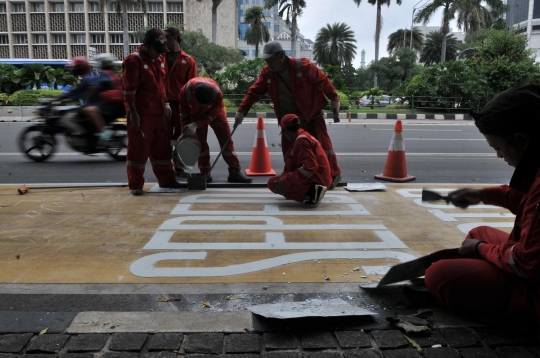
[280,114,300,129]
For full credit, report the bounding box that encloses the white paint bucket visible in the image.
[173,136,201,174]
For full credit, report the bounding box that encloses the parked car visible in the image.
[359,95,390,107]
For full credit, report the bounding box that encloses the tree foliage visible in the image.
[370,48,421,92]
[387,28,424,54]
[0,64,27,94]
[264,0,306,57]
[214,58,266,99]
[244,6,270,58]
[313,22,357,67]
[360,87,384,109]
[420,31,459,66]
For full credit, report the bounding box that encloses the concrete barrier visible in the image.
[22,106,40,120]
[0,106,23,122]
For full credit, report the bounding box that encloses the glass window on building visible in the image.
[129,34,142,43]
[241,49,248,56]
[14,34,28,44]
[0,3,5,12]
[253,0,260,4]
[34,34,47,44]
[284,50,291,56]
[53,34,66,43]
[31,3,45,12]
[70,2,84,12]
[263,22,270,29]
[110,34,123,44]
[88,2,99,11]
[239,23,248,39]
[167,2,182,12]
[12,3,25,13]
[0,34,8,44]
[92,34,105,43]
[148,2,163,12]
[274,24,279,33]
[252,49,256,57]
[72,34,86,44]
[51,2,64,12]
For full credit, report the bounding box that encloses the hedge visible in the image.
[8,89,66,106]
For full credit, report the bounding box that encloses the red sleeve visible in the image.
[282,137,317,186]
[483,185,524,215]
[179,84,191,121]
[122,55,140,103]
[198,91,224,127]
[479,173,540,278]
[237,67,268,115]
[303,59,338,102]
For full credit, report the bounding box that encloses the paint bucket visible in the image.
[173,136,201,175]
[187,173,207,190]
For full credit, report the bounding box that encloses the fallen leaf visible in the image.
[404,335,422,352]
[39,326,49,335]
[202,301,211,308]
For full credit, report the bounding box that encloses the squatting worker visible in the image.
[163,26,198,176]
[268,114,332,208]
[235,41,342,190]
[179,77,253,183]
[122,28,181,196]
[425,84,540,328]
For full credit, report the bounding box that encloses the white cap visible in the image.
[261,41,284,59]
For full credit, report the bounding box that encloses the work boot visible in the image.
[161,181,183,189]
[303,184,327,208]
[130,188,144,196]
[329,173,342,190]
[227,167,252,183]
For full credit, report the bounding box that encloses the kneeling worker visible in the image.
[179,77,252,183]
[268,114,331,207]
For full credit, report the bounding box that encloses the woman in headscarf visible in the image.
[425,84,540,327]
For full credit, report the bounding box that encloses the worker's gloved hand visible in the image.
[331,100,340,115]
[234,112,245,129]
[165,103,172,121]
[274,179,289,196]
[448,188,483,208]
[183,122,198,136]
[459,238,485,258]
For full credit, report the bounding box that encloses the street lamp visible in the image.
[410,0,427,50]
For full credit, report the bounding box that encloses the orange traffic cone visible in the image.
[246,116,276,176]
[374,120,416,182]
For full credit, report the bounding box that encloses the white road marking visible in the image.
[0,152,496,157]
[372,129,463,131]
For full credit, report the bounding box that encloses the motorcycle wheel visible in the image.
[105,123,128,161]
[18,124,56,162]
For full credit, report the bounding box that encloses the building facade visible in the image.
[0,0,237,60]
[236,0,313,61]
[507,0,540,60]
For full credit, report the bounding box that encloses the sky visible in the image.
[296,0,457,68]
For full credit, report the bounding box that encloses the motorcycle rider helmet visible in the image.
[95,53,117,70]
[66,56,91,77]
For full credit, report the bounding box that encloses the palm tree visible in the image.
[420,31,459,66]
[414,0,504,63]
[99,0,148,58]
[352,0,402,87]
[244,6,270,58]
[195,0,222,44]
[313,23,357,67]
[455,0,492,34]
[264,0,306,57]
[387,28,424,54]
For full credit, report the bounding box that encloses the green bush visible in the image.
[223,98,235,109]
[336,90,350,108]
[386,104,410,110]
[0,93,11,105]
[9,89,66,106]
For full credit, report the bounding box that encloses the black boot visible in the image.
[227,167,253,183]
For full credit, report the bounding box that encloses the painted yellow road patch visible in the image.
[0,184,513,284]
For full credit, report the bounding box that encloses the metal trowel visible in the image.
[421,189,452,204]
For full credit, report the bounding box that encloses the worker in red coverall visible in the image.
[268,114,332,208]
[122,28,181,196]
[163,26,198,176]
[235,41,342,190]
[424,84,540,329]
[179,77,252,183]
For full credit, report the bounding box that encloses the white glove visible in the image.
[331,100,340,115]
[165,103,171,120]
[183,122,198,136]
[234,112,245,129]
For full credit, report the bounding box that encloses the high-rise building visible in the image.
[237,0,313,61]
[507,0,540,60]
[0,0,237,60]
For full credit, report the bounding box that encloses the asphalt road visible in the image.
[0,119,514,185]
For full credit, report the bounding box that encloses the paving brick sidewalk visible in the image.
[2,326,540,358]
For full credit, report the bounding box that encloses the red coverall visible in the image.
[425,168,540,323]
[268,129,332,203]
[179,77,240,173]
[165,50,197,141]
[122,46,176,190]
[238,57,341,178]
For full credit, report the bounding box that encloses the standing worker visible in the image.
[179,77,252,183]
[234,41,342,190]
[425,84,540,328]
[122,28,181,195]
[163,26,198,176]
[268,114,331,208]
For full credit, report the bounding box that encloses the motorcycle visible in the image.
[18,100,128,162]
